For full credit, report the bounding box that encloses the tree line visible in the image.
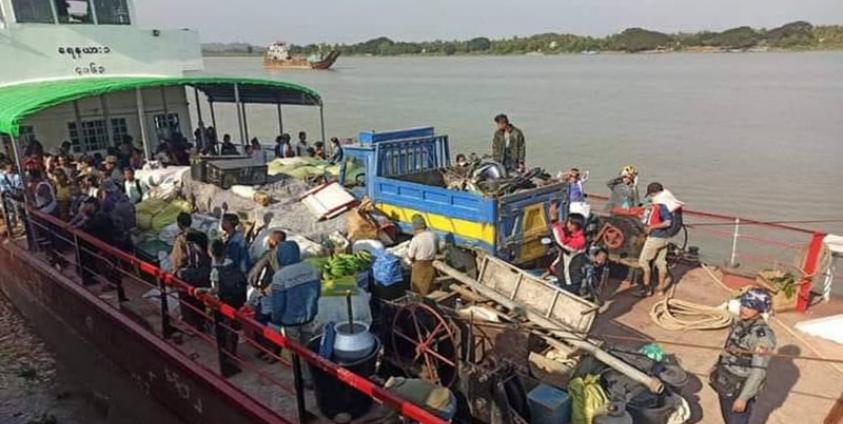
[202,21,843,56]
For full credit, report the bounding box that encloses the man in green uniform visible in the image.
[710,288,776,424]
[491,113,526,172]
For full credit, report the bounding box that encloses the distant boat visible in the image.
[263,42,340,70]
[581,50,600,55]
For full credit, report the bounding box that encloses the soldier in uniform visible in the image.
[710,288,776,424]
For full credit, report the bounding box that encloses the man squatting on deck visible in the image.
[710,288,776,424]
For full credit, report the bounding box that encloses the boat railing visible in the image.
[4,199,446,424]
[586,193,835,309]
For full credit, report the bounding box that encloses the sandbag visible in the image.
[570,374,609,424]
[135,198,193,232]
[230,185,257,199]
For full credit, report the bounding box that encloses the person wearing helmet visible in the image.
[605,165,640,215]
[710,288,776,424]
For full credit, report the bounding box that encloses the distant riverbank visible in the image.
[202,20,843,57]
[202,46,840,58]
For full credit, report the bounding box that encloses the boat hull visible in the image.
[263,50,340,70]
[0,241,288,424]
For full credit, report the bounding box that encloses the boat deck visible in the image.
[9,230,843,424]
[24,237,397,424]
[592,265,843,424]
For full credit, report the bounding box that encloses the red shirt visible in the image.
[551,222,586,251]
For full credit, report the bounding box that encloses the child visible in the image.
[549,213,587,287]
[123,168,143,204]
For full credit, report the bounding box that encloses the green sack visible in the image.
[569,374,608,424]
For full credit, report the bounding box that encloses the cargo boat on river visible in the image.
[1,1,843,423]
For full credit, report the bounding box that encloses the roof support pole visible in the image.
[242,103,250,144]
[193,87,205,152]
[72,101,84,154]
[276,103,284,135]
[135,88,151,161]
[209,101,218,130]
[99,95,114,148]
[160,86,170,139]
[233,83,245,146]
[319,104,326,144]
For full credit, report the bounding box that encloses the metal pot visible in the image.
[333,321,376,362]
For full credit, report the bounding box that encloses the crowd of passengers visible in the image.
[0,128,349,378]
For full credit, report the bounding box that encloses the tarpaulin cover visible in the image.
[0,76,322,137]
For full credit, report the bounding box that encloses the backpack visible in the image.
[663,207,684,238]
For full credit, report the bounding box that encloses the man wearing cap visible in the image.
[102,155,122,184]
[491,113,526,173]
[710,288,776,424]
[407,214,438,295]
[636,182,681,297]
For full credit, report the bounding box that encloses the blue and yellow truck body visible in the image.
[342,127,567,264]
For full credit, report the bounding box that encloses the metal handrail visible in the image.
[585,192,824,235]
[21,205,447,424]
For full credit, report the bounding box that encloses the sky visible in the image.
[135,0,843,45]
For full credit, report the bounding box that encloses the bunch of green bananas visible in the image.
[322,251,374,279]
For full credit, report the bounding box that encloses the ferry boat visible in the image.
[0,2,432,423]
[1,1,842,423]
[263,42,340,70]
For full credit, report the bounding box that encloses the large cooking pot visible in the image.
[333,321,376,362]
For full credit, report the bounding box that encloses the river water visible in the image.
[199,52,843,234]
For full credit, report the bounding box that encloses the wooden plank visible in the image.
[476,254,597,335]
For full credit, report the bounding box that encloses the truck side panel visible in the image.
[373,176,497,253]
[497,182,568,263]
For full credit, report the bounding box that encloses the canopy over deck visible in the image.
[0,76,322,137]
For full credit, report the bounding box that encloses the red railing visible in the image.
[586,193,832,311]
[18,204,446,424]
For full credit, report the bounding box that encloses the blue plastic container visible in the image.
[527,384,572,424]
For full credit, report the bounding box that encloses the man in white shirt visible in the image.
[407,214,437,295]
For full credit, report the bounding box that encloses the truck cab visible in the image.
[340,127,568,264]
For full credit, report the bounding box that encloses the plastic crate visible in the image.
[205,158,268,189]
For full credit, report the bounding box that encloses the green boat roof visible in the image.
[0,76,322,137]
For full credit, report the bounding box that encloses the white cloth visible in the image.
[651,189,685,212]
[407,230,437,261]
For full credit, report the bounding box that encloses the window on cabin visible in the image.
[69,118,127,152]
[94,0,129,25]
[153,113,181,139]
[11,0,54,23]
[55,0,92,24]
[18,126,37,146]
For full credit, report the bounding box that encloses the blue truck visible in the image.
[341,127,568,264]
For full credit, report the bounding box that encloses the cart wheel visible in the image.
[391,302,459,387]
[602,224,625,249]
